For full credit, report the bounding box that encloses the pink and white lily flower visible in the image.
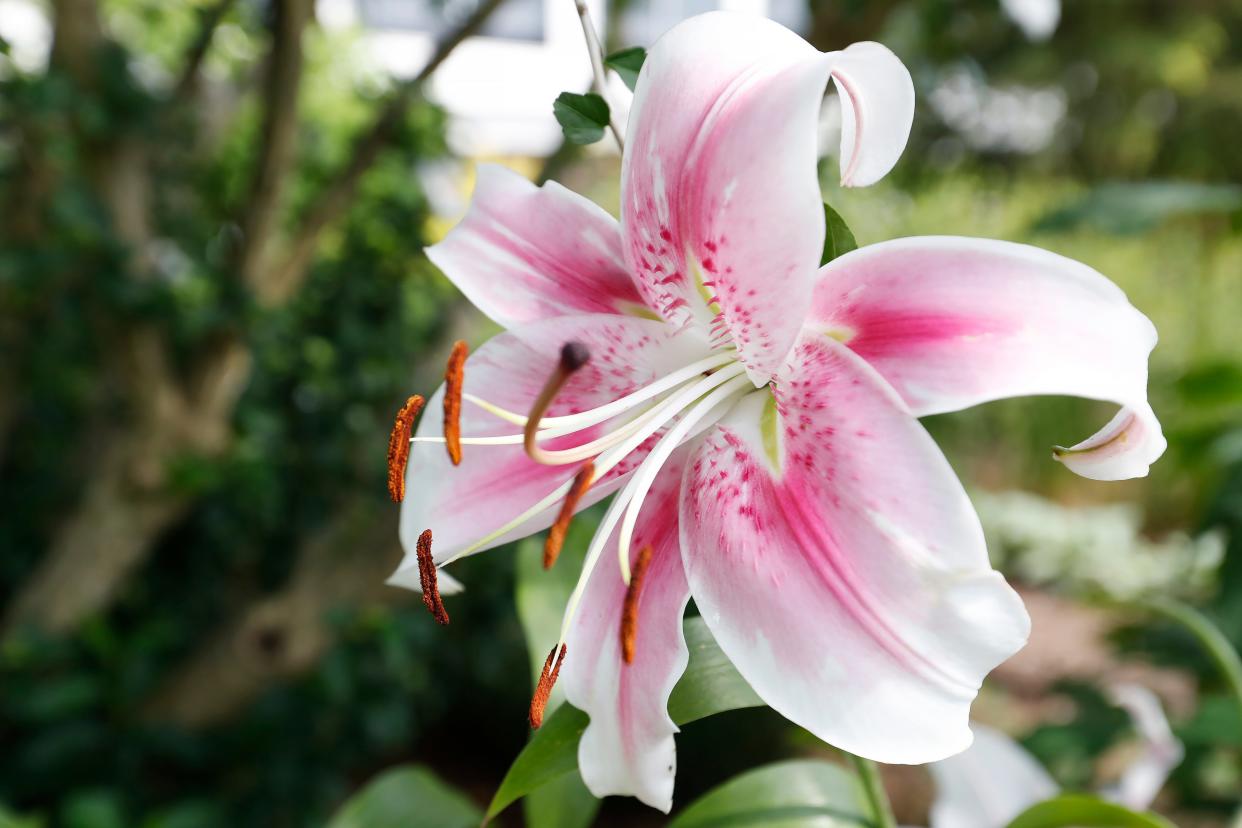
[388,11,1164,812]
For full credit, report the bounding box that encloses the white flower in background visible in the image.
[0,0,51,73]
[975,490,1225,600]
[925,684,1183,828]
[1000,0,1061,42]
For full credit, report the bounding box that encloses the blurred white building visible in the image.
[318,0,808,156]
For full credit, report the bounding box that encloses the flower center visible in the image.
[399,340,761,674]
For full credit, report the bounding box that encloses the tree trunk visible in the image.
[143,505,405,727]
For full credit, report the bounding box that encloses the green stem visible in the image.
[1138,598,1242,724]
[849,754,897,828]
[1136,598,1242,828]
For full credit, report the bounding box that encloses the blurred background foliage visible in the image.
[0,0,1240,825]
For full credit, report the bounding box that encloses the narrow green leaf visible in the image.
[523,771,600,828]
[605,47,647,91]
[1005,795,1177,828]
[667,616,763,723]
[328,765,481,828]
[553,92,611,145]
[515,525,601,828]
[485,704,589,823]
[485,616,762,821]
[1136,598,1242,726]
[669,760,872,828]
[821,203,858,266]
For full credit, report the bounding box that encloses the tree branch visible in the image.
[261,0,508,306]
[171,0,238,99]
[142,503,407,727]
[235,0,313,296]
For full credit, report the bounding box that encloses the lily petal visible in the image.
[562,450,691,813]
[810,237,1165,480]
[1102,684,1183,811]
[621,11,833,382]
[679,335,1029,764]
[387,565,464,596]
[392,314,709,579]
[928,724,1059,828]
[426,164,646,328]
[830,41,916,188]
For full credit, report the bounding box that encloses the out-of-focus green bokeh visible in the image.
[1,1,1239,826]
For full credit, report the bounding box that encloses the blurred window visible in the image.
[357,0,545,41]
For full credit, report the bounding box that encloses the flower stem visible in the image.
[1135,597,1242,828]
[571,0,625,150]
[1137,597,1242,726]
[849,754,897,828]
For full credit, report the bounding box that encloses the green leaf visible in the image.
[1135,598,1242,726]
[328,765,481,828]
[669,760,873,828]
[1005,795,1178,828]
[485,703,590,823]
[1032,181,1242,235]
[485,616,761,822]
[515,525,601,828]
[821,203,858,266]
[553,92,611,145]
[605,47,647,91]
[668,615,763,723]
[523,772,600,828]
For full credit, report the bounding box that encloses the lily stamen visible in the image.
[545,462,594,569]
[439,365,751,569]
[529,643,567,728]
[523,341,592,464]
[386,394,424,502]
[620,545,654,664]
[416,529,450,625]
[443,340,468,466]
[462,351,735,431]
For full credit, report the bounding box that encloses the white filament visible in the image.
[436,363,747,568]
[556,374,753,645]
[615,378,756,583]
[461,351,735,431]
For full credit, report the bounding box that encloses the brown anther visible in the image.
[529,643,567,729]
[524,341,592,463]
[443,340,468,466]
[620,545,654,664]
[416,529,450,625]
[544,462,595,570]
[386,395,425,502]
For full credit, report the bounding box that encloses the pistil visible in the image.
[523,341,591,464]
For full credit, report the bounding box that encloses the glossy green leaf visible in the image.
[1032,181,1242,235]
[605,47,647,91]
[515,525,601,828]
[821,203,858,266]
[553,92,611,145]
[669,760,872,828]
[1005,795,1177,828]
[485,616,762,822]
[328,765,481,828]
